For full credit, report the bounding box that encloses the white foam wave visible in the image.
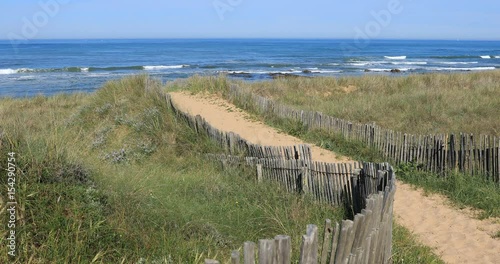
[480,55,491,59]
[390,61,427,65]
[495,56,500,59]
[0,69,17,75]
[225,70,265,74]
[350,62,371,66]
[225,70,312,75]
[16,68,34,73]
[350,60,424,66]
[433,67,496,71]
[87,73,111,77]
[143,65,187,70]
[15,76,36,81]
[81,67,89,72]
[313,70,342,73]
[367,68,412,72]
[384,56,406,60]
[366,68,393,72]
[349,61,386,66]
[437,61,479,65]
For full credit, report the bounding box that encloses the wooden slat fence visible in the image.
[206,154,392,214]
[165,91,396,263]
[203,161,396,264]
[228,85,500,183]
[166,93,312,161]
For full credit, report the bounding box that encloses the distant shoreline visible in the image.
[1,39,498,97]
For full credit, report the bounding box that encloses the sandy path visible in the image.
[170,92,350,163]
[395,184,500,263]
[170,92,500,264]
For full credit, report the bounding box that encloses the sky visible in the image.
[1,0,500,40]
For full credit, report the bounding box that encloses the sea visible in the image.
[0,39,499,97]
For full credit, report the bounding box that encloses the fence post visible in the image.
[257,164,263,183]
[329,222,340,264]
[231,251,240,264]
[351,169,363,214]
[244,242,256,264]
[301,167,310,194]
[259,239,276,264]
[320,219,332,264]
[299,224,319,264]
[275,235,292,264]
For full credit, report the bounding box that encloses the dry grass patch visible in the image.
[236,71,500,136]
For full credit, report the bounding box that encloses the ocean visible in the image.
[0,39,499,97]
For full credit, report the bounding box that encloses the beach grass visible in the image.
[0,75,344,263]
[397,164,500,219]
[168,73,500,219]
[233,70,500,136]
[391,222,445,264]
[167,75,450,263]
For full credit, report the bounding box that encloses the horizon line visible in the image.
[1,37,500,42]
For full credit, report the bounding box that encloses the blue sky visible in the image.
[1,0,499,40]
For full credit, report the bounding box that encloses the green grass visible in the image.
[168,75,446,263]
[392,222,445,264]
[170,72,494,149]
[0,75,344,263]
[0,74,446,263]
[262,116,384,163]
[262,112,500,219]
[397,163,500,218]
[169,74,500,219]
[232,70,500,136]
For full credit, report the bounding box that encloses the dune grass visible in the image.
[234,70,500,136]
[391,222,444,264]
[167,75,447,263]
[0,76,345,263]
[397,163,500,219]
[0,74,448,263]
[168,74,500,218]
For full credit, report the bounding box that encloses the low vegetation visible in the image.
[397,164,500,218]
[168,75,447,263]
[0,76,344,263]
[169,74,500,220]
[392,223,444,264]
[232,70,500,136]
[0,75,449,263]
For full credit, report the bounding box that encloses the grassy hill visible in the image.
[0,76,344,263]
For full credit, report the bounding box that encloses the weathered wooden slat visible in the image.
[275,235,291,264]
[259,239,275,264]
[244,242,256,264]
[299,224,319,264]
[320,220,332,264]
[334,220,354,264]
[231,251,240,264]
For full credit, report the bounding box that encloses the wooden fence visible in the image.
[207,154,392,215]
[166,94,312,161]
[228,84,500,183]
[165,91,396,263]
[203,160,395,264]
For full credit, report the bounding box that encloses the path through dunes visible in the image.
[170,92,351,163]
[169,92,500,264]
